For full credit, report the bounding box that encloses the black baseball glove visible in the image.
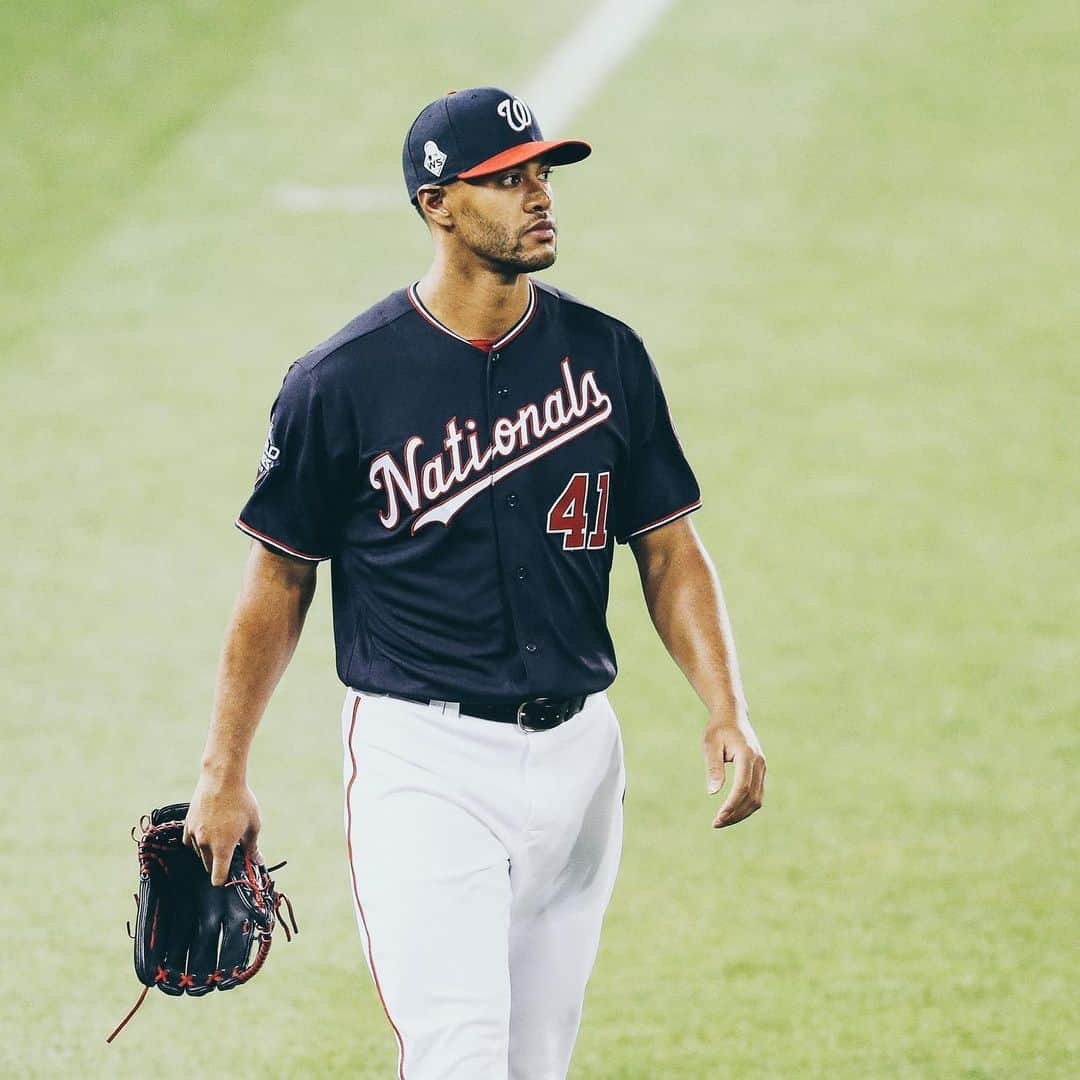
[108,802,297,1042]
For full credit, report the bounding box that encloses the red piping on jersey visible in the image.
[407,280,537,350]
[345,694,407,1080]
[234,518,327,563]
[626,498,703,540]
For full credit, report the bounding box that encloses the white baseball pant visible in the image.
[341,689,625,1080]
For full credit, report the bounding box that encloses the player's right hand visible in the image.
[183,775,261,886]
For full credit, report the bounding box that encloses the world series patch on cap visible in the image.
[403,86,592,203]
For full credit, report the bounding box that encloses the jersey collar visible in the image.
[407,279,538,351]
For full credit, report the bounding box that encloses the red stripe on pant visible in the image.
[346,694,407,1079]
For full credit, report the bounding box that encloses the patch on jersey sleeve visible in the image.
[257,424,281,479]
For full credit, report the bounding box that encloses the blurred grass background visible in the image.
[2,1,1077,1076]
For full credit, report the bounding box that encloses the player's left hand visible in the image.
[703,712,766,829]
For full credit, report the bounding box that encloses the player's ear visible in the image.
[416,184,453,230]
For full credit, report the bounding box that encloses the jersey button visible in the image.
[524,642,539,653]
[516,566,529,581]
[490,351,501,362]
[505,493,519,508]
[497,386,510,398]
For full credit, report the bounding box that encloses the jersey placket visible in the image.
[407,279,548,687]
[482,343,552,685]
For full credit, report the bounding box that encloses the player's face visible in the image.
[448,161,558,273]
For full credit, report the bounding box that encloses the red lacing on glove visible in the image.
[231,933,272,985]
[106,987,149,1045]
[222,859,299,942]
[228,893,299,985]
[133,817,191,882]
[275,890,299,942]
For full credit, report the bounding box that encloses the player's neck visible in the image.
[416,260,532,343]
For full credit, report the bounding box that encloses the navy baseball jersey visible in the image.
[237,279,701,702]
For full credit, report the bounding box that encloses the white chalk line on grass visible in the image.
[274,0,675,213]
[521,0,674,136]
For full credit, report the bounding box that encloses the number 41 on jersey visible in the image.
[546,472,610,550]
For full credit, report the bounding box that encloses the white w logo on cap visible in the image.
[497,97,532,133]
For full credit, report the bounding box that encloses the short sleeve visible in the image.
[235,363,344,561]
[613,341,702,544]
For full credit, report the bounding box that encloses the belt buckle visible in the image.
[516,696,550,732]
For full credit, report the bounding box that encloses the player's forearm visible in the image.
[200,544,317,782]
[634,524,748,723]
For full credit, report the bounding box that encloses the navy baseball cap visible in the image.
[403,87,591,204]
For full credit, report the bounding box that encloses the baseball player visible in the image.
[184,87,765,1080]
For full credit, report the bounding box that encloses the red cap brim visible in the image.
[457,139,592,179]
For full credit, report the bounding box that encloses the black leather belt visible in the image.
[389,693,588,731]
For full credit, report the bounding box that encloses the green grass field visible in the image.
[3,1,1077,1076]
